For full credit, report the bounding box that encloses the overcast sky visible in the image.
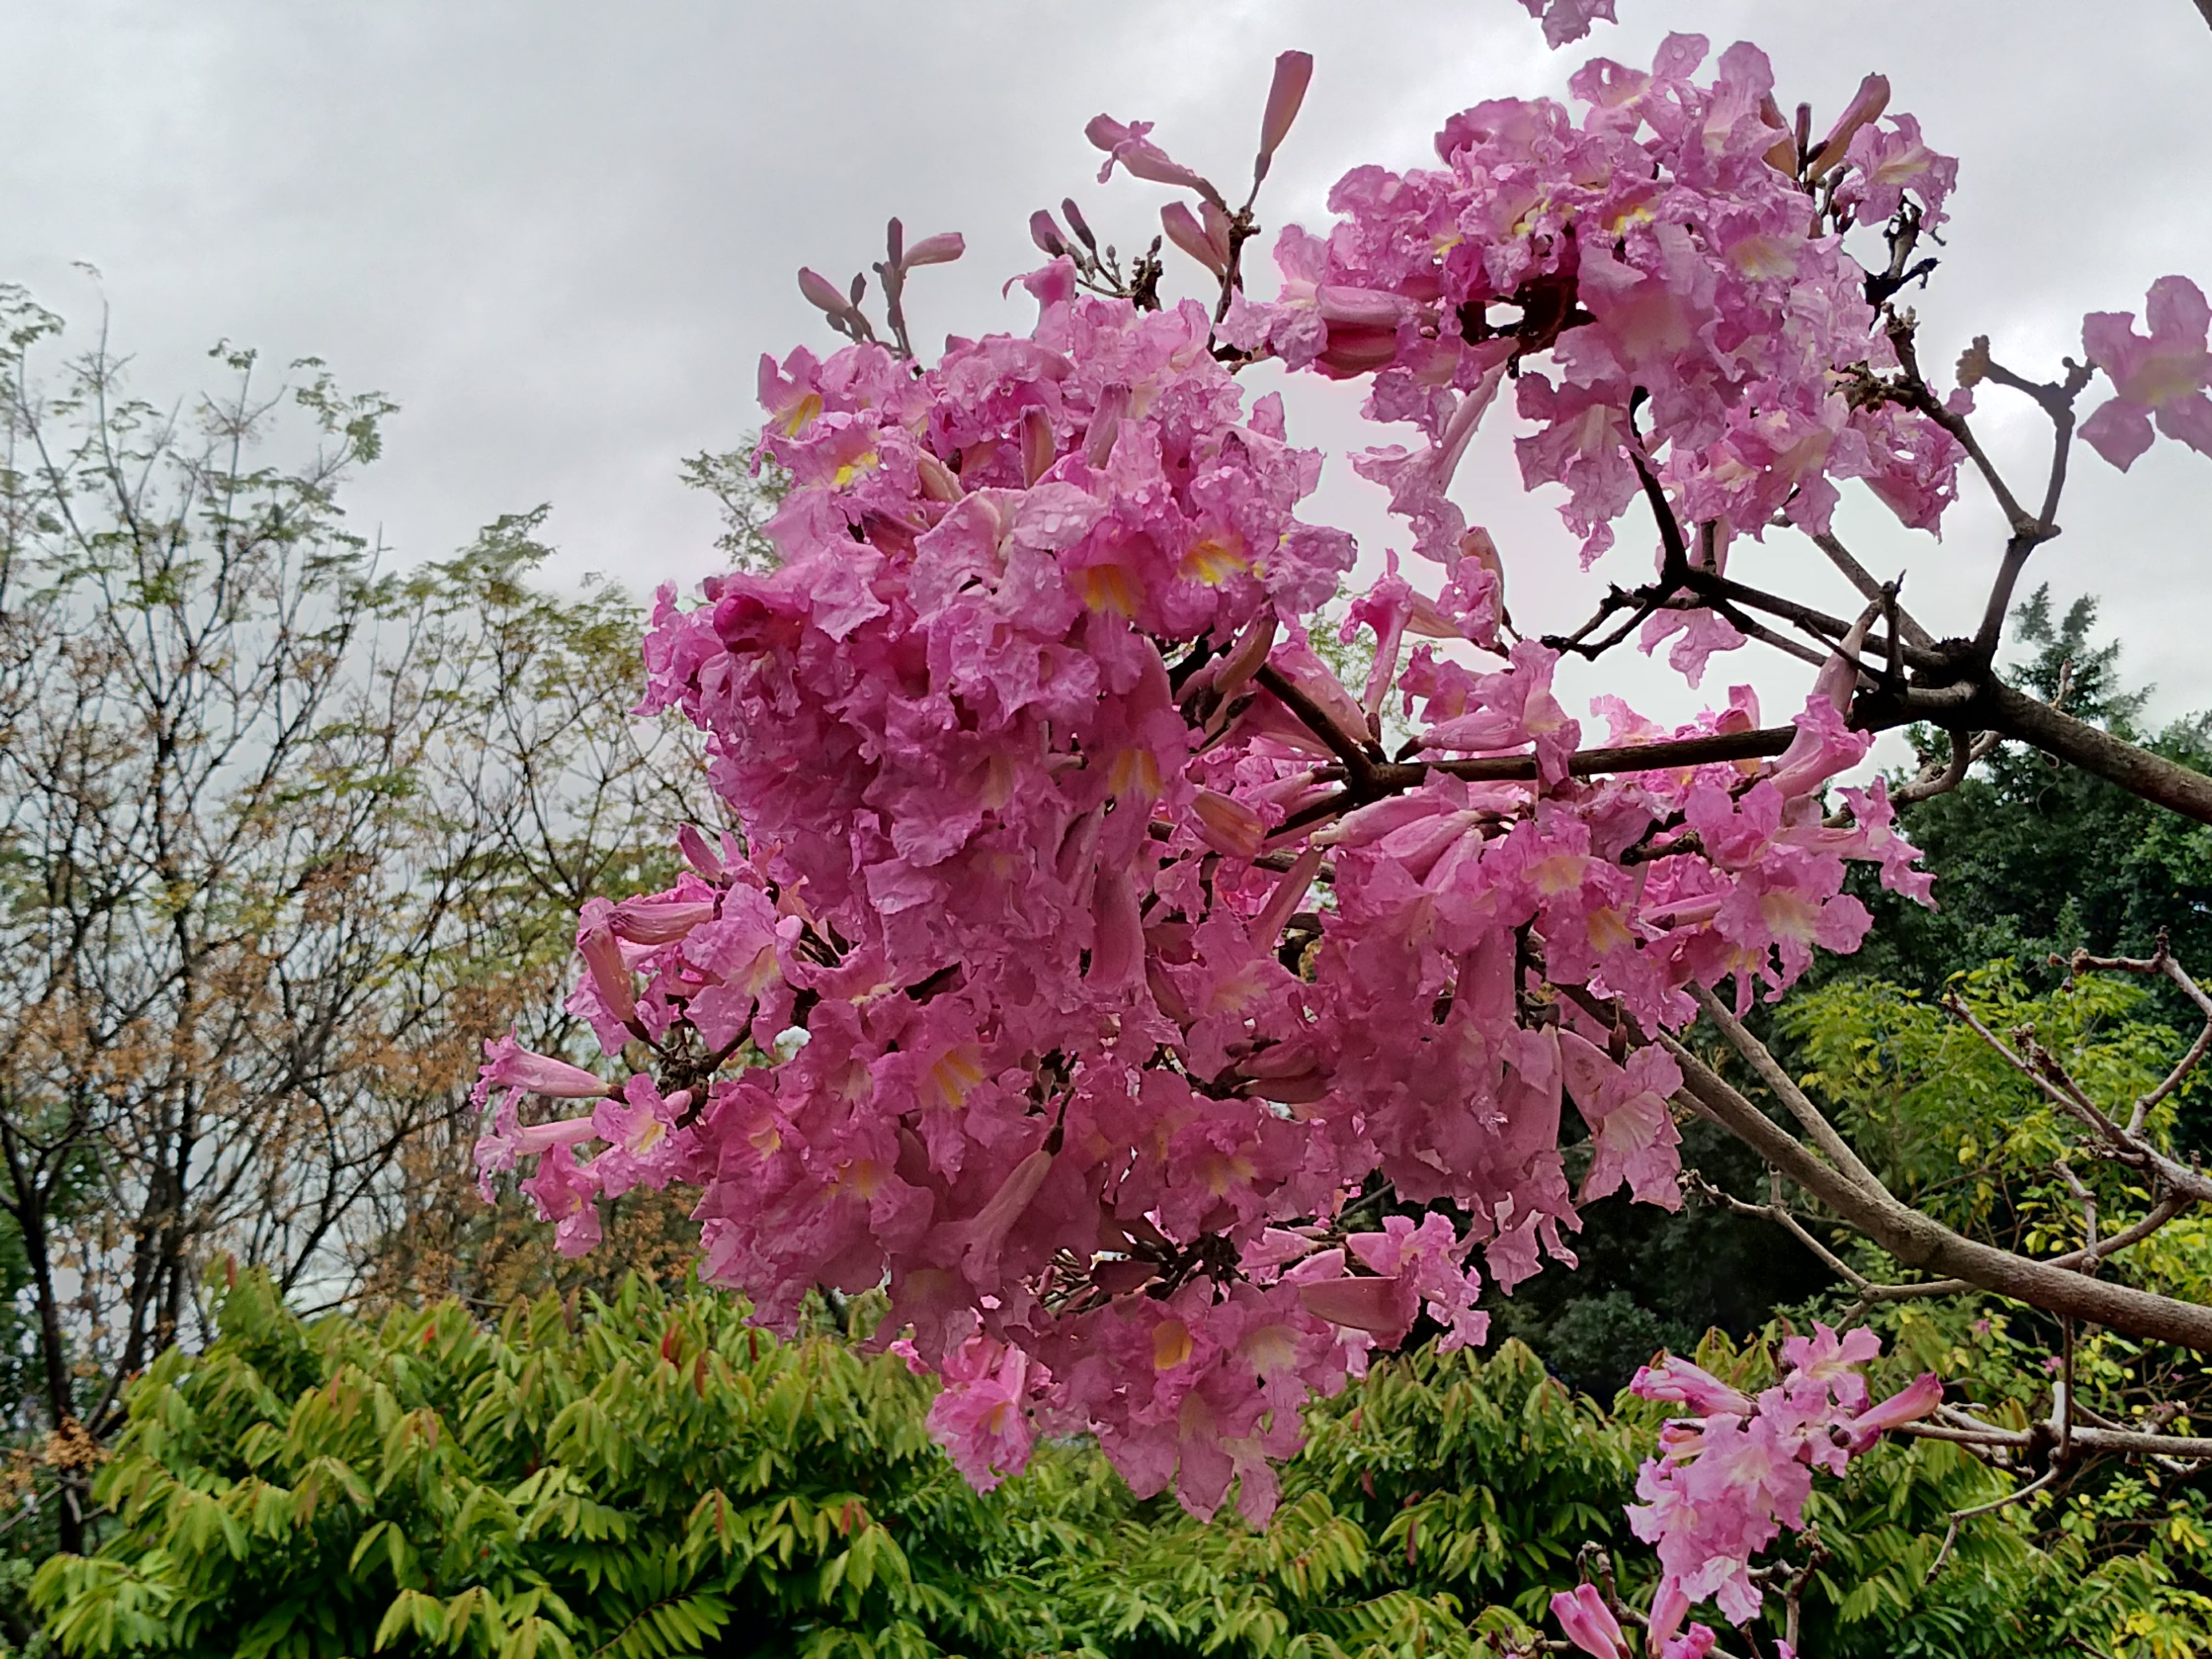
[8,0,2210,736]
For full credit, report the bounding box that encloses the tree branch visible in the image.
[1693,986,1891,1197]
[1801,527,1936,651]
[2069,935,2212,1135]
[1370,725,1797,793]
[1661,1038,2212,1351]
[1942,992,2212,1206]
[1872,677,2212,827]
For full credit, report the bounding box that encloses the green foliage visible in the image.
[1784,963,2191,1241]
[32,1274,1023,1659]
[1013,1339,1643,1659]
[1775,969,2212,1655]
[1019,1323,2212,1659]
[36,1269,2212,1658]
[678,441,790,574]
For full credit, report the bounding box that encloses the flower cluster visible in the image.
[471,39,1964,1533]
[1222,32,1965,597]
[1625,1327,1942,1627]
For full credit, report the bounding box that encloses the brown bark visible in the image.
[1982,678,2212,826]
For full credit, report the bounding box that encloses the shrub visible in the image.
[32,1273,1023,1659]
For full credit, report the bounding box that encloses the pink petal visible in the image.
[2156,391,2212,459]
[2146,274,2211,348]
[2079,397,2156,471]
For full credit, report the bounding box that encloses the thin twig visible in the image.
[1927,1465,2062,1581]
[1254,663,1375,780]
[1944,992,2212,1205]
[1687,570,1944,674]
[1802,527,1936,650]
[2071,936,2212,1133]
[1686,1172,1871,1286]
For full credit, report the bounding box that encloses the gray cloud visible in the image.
[7,0,2208,728]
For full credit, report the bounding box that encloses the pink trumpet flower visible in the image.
[1845,1372,1944,1451]
[1086,115,1223,205]
[487,34,2074,1545]
[1550,1583,1633,1659]
[2080,276,2212,470]
[477,1030,611,1100]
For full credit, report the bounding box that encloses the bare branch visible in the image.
[1894,728,2000,806]
[2070,938,2212,1133]
[1373,725,1797,792]
[1662,1039,2212,1350]
[1944,992,2212,1206]
[1802,527,1936,651]
[1693,986,1891,1197]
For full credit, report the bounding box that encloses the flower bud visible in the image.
[1028,210,1070,258]
[1161,202,1228,276]
[917,450,964,503]
[579,916,637,1024]
[797,267,853,316]
[1059,197,1097,250]
[1807,74,1889,178]
[1084,383,1131,467]
[1646,1577,1691,1651]
[1550,1583,1632,1659]
[1256,50,1314,174]
[676,823,725,881]
[901,232,966,267]
[1020,407,1057,487]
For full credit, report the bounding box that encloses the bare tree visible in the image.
[0,290,719,1548]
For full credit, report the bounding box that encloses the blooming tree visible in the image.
[474,3,2212,1649]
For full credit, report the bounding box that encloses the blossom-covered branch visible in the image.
[467,22,2212,1645]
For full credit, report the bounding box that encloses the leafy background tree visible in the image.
[1839,588,2212,1149]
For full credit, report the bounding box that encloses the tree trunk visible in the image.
[15,1188,82,1555]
